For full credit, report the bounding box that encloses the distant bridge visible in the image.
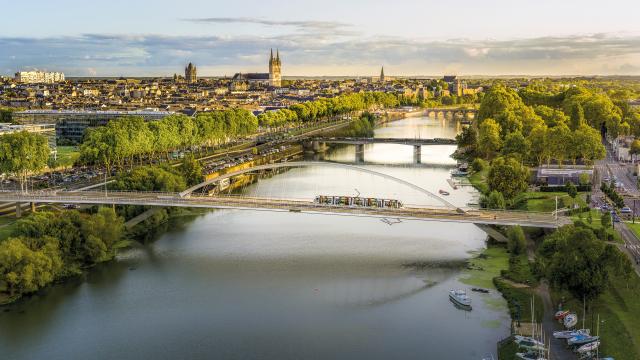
[305,138,456,163]
[423,107,478,120]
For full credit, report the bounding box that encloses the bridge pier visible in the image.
[413,145,421,163]
[30,202,36,213]
[15,203,22,218]
[355,144,365,163]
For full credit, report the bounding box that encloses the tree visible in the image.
[573,124,605,165]
[630,140,640,162]
[579,173,591,186]
[482,190,506,209]
[487,157,530,199]
[537,226,632,300]
[0,131,50,192]
[507,226,526,255]
[527,125,550,166]
[569,103,585,130]
[179,154,204,186]
[566,181,577,199]
[548,123,571,166]
[477,118,502,158]
[501,131,529,160]
[601,211,612,229]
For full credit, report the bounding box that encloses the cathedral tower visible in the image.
[185,62,197,83]
[269,49,282,87]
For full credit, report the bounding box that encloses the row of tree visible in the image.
[0,208,124,299]
[80,109,257,170]
[0,131,50,192]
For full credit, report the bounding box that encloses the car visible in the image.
[621,207,632,213]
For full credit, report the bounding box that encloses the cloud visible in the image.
[0,32,639,76]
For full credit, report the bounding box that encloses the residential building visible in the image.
[14,71,65,84]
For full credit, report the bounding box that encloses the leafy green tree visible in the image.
[477,118,502,158]
[527,125,550,166]
[507,226,526,255]
[569,103,585,130]
[0,131,50,192]
[179,154,204,186]
[573,124,605,165]
[487,157,529,199]
[566,181,577,199]
[482,190,506,209]
[601,211,612,229]
[501,131,529,160]
[471,158,487,172]
[537,226,632,300]
[548,123,571,166]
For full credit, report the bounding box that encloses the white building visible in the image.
[14,71,65,84]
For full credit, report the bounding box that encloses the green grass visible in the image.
[517,191,587,213]
[56,146,80,167]
[549,274,640,360]
[495,278,544,324]
[625,222,640,239]
[504,254,538,286]
[468,168,489,194]
[460,245,510,289]
[0,219,17,242]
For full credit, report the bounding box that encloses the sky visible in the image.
[1,0,639,77]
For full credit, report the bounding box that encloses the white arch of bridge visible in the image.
[180,161,459,210]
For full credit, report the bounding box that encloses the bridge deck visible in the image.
[0,191,568,228]
[311,137,457,146]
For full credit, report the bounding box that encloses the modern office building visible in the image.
[14,71,65,84]
[13,109,174,143]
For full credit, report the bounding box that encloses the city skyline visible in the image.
[1,0,640,77]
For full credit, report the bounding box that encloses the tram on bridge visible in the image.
[314,195,403,209]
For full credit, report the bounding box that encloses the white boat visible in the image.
[564,313,578,329]
[515,352,547,360]
[553,329,589,339]
[516,340,546,352]
[576,341,600,353]
[450,169,468,177]
[439,189,450,196]
[568,335,599,346]
[449,289,471,307]
[514,336,545,347]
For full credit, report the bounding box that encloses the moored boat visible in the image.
[554,310,570,320]
[568,335,599,346]
[563,313,578,329]
[553,329,589,339]
[439,189,450,196]
[515,352,547,360]
[576,340,600,353]
[449,289,471,308]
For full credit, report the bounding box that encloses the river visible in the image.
[0,116,510,360]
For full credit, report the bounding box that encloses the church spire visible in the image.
[380,66,385,82]
[276,49,280,62]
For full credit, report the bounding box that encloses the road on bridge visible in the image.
[0,190,568,228]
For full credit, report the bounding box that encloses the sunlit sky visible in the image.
[1,0,639,76]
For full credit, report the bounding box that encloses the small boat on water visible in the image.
[576,340,600,353]
[553,329,589,339]
[471,287,490,293]
[439,189,450,196]
[449,289,471,308]
[450,169,468,177]
[515,352,547,360]
[563,313,578,329]
[554,310,570,320]
[514,336,545,347]
[568,335,599,346]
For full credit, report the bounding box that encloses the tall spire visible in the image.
[380,66,385,82]
[270,48,274,60]
[276,49,280,61]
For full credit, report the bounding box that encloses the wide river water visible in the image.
[0,116,510,359]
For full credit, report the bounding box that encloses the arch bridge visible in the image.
[0,162,567,228]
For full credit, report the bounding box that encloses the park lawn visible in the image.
[521,191,587,213]
[56,146,80,167]
[550,273,640,360]
[625,222,640,239]
[468,168,489,194]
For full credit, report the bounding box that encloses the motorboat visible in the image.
[514,336,545,348]
[515,339,546,352]
[439,189,450,196]
[563,313,578,329]
[449,289,471,307]
[553,329,589,339]
[515,352,547,360]
[554,310,570,320]
[576,341,600,353]
[471,287,490,293]
[568,335,599,346]
[450,169,468,177]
